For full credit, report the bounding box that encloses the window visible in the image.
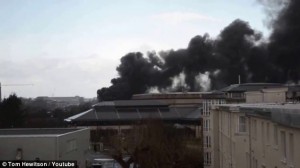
[238,116,246,132]
[253,119,257,139]
[280,131,287,161]
[204,136,211,148]
[204,152,211,165]
[262,122,265,157]
[204,119,210,131]
[262,122,265,143]
[289,133,294,164]
[67,139,77,152]
[274,125,278,146]
[266,123,270,144]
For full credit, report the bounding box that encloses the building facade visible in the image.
[201,94,226,168]
[212,103,300,168]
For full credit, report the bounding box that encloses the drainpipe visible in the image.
[229,112,233,168]
[248,116,252,168]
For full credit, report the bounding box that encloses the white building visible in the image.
[0,128,90,168]
[212,103,300,168]
[204,83,288,168]
[202,94,226,168]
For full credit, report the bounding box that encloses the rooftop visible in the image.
[0,128,86,137]
[132,92,225,100]
[220,83,285,92]
[216,103,300,129]
[66,102,201,125]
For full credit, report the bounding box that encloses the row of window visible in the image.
[239,117,295,165]
[202,99,225,116]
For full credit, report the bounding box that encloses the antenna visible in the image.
[238,75,241,84]
[0,83,34,102]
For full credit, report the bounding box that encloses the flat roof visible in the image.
[0,128,84,137]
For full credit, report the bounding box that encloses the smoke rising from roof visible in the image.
[97,0,299,101]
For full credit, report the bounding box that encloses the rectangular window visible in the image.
[238,116,246,132]
[204,119,210,131]
[262,122,265,144]
[67,139,77,152]
[289,133,294,164]
[266,123,270,144]
[204,152,211,165]
[281,131,287,161]
[204,136,211,148]
[253,119,257,139]
[274,125,278,146]
[262,122,265,157]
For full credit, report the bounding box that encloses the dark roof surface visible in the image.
[93,100,169,108]
[0,128,80,136]
[65,106,201,125]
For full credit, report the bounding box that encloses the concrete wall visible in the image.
[0,128,90,168]
[58,128,90,168]
[0,136,56,160]
[245,88,287,104]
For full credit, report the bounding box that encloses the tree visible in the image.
[0,94,25,128]
[102,119,203,168]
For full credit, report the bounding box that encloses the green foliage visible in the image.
[0,94,25,128]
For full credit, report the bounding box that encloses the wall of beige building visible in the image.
[245,88,288,104]
[203,99,225,168]
[212,106,300,168]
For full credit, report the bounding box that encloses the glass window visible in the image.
[289,133,294,164]
[238,116,246,132]
[274,125,278,146]
[281,131,287,160]
[266,123,270,144]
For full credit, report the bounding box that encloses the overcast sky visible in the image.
[0,0,269,98]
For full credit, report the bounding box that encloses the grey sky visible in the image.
[0,0,269,98]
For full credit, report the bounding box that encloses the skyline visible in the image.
[0,0,269,98]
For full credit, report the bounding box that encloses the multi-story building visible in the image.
[201,93,226,168]
[212,103,300,168]
[203,83,288,168]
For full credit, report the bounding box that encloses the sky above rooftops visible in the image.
[0,0,269,98]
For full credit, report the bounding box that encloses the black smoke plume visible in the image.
[266,0,300,83]
[97,0,299,101]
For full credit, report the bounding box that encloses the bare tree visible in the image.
[102,119,203,168]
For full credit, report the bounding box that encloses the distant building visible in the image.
[220,83,285,103]
[212,103,300,168]
[36,96,84,108]
[286,84,300,102]
[65,99,202,136]
[0,128,89,168]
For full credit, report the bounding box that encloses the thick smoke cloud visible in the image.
[97,0,299,101]
[267,0,300,83]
